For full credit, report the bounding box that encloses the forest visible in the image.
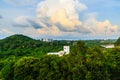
[0,34,120,80]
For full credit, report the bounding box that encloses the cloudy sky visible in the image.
[0,0,120,40]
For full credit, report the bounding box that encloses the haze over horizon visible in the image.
[0,0,120,40]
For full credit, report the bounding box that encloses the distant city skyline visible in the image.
[0,0,120,40]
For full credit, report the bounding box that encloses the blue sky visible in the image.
[0,0,120,40]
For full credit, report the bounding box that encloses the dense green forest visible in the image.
[0,34,120,80]
[0,34,72,58]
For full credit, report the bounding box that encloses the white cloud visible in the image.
[35,0,120,39]
[84,15,119,36]
[3,0,119,39]
[13,16,42,29]
[37,0,88,32]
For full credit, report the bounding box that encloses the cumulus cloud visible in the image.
[13,16,42,29]
[7,0,119,39]
[35,0,120,38]
[84,15,119,36]
[37,0,88,33]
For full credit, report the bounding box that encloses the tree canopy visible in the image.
[0,34,119,80]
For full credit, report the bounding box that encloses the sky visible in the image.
[0,0,120,40]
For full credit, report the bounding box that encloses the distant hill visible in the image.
[0,34,37,50]
[0,34,65,58]
[115,37,120,46]
[0,34,45,58]
[4,34,34,41]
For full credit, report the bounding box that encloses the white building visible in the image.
[101,44,115,48]
[63,46,70,54]
[41,38,53,42]
[48,46,70,56]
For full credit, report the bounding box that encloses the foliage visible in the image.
[0,34,72,59]
[0,56,15,80]
[14,57,40,80]
[0,34,119,80]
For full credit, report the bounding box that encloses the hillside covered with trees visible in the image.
[0,34,72,59]
[0,34,120,80]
